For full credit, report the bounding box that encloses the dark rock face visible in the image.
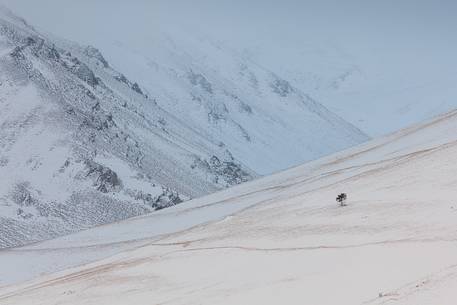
[10,46,25,59]
[10,182,38,207]
[130,187,183,211]
[271,78,293,97]
[210,156,251,185]
[9,34,100,88]
[84,161,122,193]
[131,82,144,95]
[114,73,129,85]
[217,160,251,185]
[67,57,99,87]
[114,73,147,98]
[153,189,183,210]
[192,155,251,187]
[38,43,60,61]
[22,36,60,60]
[84,45,109,68]
[9,182,47,220]
[188,70,213,94]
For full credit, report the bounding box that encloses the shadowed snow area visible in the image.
[1,108,457,304]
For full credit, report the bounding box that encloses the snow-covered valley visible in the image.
[1,1,457,304]
[0,6,369,249]
[1,106,457,304]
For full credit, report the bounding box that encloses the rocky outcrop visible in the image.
[84,45,109,68]
[271,77,293,97]
[188,70,213,94]
[84,161,122,193]
[191,155,251,187]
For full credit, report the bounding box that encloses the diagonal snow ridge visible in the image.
[2,4,457,305]
[0,5,370,249]
[1,103,457,304]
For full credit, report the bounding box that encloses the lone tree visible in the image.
[336,193,347,206]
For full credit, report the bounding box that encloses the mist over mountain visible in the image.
[3,0,457,136]
[1,2,457,304]
[1,0,456,249]
[0,5,367,248]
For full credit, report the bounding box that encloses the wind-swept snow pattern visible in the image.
[0,6,254,248]
[0,6,368,249]
[1,106,457,304]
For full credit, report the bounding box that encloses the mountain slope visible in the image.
[94,31,369,174]
[5,0,456,138]
[0,7,367,248]
[270,49,457,137]
[0,7,255,248]
[1,108,457,304]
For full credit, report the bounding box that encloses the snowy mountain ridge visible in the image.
[103,29,369,174]
[1,99,457,305]
[0,7,368,248]
[0,6,253,248]
[0,3,456,304]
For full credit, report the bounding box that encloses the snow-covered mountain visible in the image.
[2,102,457,304]
[1,3,456,304]
[260,45,457,137]
[0,7,368,248]
[5,0,456,138]
[103,32,370,174]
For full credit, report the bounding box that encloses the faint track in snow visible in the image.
[151,238,457,256]
[362,262,457,305]
[6,140,453,253]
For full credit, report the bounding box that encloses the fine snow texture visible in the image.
[0,6,368,248]
[1,106,457,304]
[0,6,253,248]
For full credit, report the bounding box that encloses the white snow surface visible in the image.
[1,108,457,304]
[0,6,368,248]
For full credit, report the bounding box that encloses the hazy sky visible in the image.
[1,2,455,74]
[1,0,457,135]
[2,0,456,52]
[2,0,456,78]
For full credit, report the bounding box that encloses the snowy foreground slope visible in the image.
[0,7,368,248]
[1,108,457,304]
